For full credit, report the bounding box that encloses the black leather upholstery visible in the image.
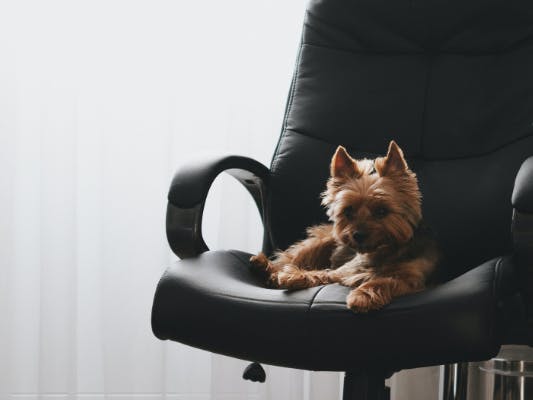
[152,251,521,371]
[152,0,533,377]
[511,157,533,322]
[513,156,533,213]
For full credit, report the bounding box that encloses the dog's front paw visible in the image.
[277,265,311,290]
[346,288,388,313]
[249,252,270,271]
[250,253,282,287]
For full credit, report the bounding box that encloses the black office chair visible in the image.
[151,0,533,399]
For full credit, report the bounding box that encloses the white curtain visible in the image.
[0,1,438,399]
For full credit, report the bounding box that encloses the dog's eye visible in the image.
[343,206,353,219]
[374,207,389,218]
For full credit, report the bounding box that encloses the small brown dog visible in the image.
[250,141,438,313]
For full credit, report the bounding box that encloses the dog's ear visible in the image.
[331,146,361,178]
[375,140,408,176]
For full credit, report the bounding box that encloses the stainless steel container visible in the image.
[468,346,533,400]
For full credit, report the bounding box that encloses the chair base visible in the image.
[343,371,390,400]
[440,363,468,400]
[241,363,390,399]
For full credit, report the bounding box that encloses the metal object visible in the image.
[440,363,469,400]
[465,345,533,400]
[475,346,533,400]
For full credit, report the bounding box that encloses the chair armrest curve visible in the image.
[512,156,533,319]
[166,154,271,259]
[512,156,533,213]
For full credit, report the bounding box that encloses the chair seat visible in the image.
[151,250,517,372]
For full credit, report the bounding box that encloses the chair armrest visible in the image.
[511,156,533,318]
[512,156,533,213]
[166,154,271,259]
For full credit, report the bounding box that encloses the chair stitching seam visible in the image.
[283,128,533,162]
[304,9,424,55]
[301,40,533,57]
[308,285,327,311]
[303,41,425,56]
[225,251,312,305]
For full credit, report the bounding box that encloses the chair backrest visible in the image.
[268,0,533,281]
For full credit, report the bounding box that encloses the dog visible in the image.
[250,141,438,313]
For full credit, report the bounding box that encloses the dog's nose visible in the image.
[352,231,368,244]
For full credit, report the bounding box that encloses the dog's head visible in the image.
[321,141,422,254]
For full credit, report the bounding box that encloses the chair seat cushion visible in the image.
[151,250,518,372]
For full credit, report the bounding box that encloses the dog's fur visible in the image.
[250,141,438,312]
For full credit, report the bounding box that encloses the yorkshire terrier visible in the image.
[250,141,438,313]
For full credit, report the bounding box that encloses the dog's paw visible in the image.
[346,288,388,313]
[249,252,270,270]
[250,253,280,287]
[250,253,276,287]
[277,265,311,290]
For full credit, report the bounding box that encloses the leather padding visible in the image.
[512,156,533,213]
[304,0,533,53]
[151,250,513,371]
